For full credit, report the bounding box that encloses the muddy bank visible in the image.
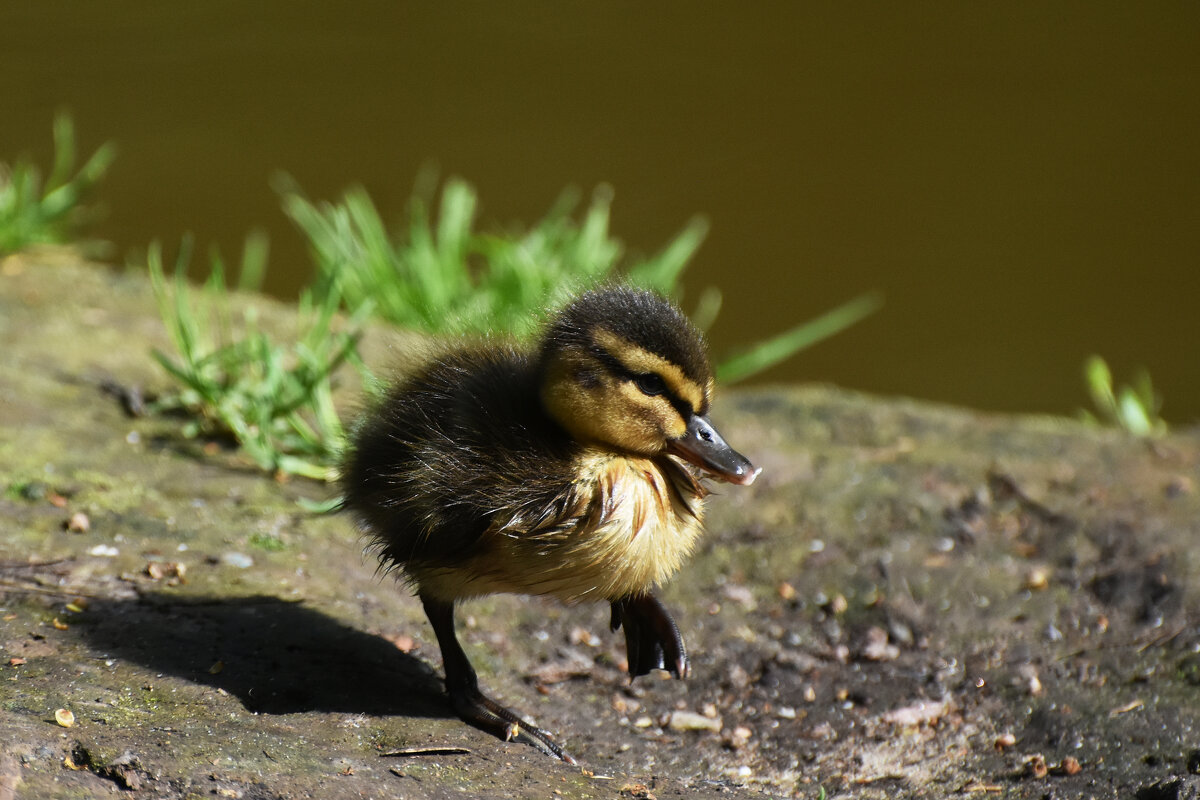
[2,252,1199,799]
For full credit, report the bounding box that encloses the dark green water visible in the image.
[5,3,1199,420]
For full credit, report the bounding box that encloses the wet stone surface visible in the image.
[2,253,1200,798]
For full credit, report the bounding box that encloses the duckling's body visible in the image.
[348,345,707,604]
[342,287,758,763]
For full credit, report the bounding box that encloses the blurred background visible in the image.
[3,3,1198,420]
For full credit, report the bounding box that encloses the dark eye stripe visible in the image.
[632,372,695,418]
[590,340,696,416]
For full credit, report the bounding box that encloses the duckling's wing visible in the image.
[342,346,577,570]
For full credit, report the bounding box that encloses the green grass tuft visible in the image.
[0,113,115,255]
[1081,355,1166,436]
[147,237,368,481]
[278,176,713,340]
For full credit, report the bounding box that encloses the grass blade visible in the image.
[717,292,883,384]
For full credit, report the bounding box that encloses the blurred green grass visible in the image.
[0,114,115,256]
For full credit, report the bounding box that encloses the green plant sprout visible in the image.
[279,175,878,381]
[1081,354,1166,437]
[0,113,115,255]
[148,236,368,481]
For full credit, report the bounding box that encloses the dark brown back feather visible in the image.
[340,344,578,570]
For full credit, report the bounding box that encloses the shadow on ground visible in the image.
[79,593,448,718]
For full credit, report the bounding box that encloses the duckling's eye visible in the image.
[634,373,667,397]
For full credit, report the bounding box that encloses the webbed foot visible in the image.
[448,683,576,764]
[610,593,688,679]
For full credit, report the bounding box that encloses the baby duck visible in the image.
[342,286,759,763]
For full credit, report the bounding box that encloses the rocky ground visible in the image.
[2,252,1200,799]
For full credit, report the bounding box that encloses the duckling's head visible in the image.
[539,287,760,485]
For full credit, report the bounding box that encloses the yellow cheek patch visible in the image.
[592,329,705,412]
[542,348,670,455]
[541,352,615,441]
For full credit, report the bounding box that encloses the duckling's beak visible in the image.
[667,414,761,486]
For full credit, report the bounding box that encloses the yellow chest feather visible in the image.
[414,454,706,603]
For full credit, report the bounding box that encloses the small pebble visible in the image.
[1018,663,1044,696]
[1024,567,1050,590]
[88,544,119,557]
[728,725,752,748]
[568,627,600,647]
[1165,476,1193,498]
[721,583,756,610]
[220,552,254,569]
[611,695,640,714]
[66,512,90,533]
[861,626,900,661]
[146,562,187,583]
[666,710,722,733]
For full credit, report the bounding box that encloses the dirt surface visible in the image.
[3,251,1200,799]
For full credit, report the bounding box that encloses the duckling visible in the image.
[341,286,759,763]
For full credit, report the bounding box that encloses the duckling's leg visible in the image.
[419,593,577,765]
[610,592,689,680]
